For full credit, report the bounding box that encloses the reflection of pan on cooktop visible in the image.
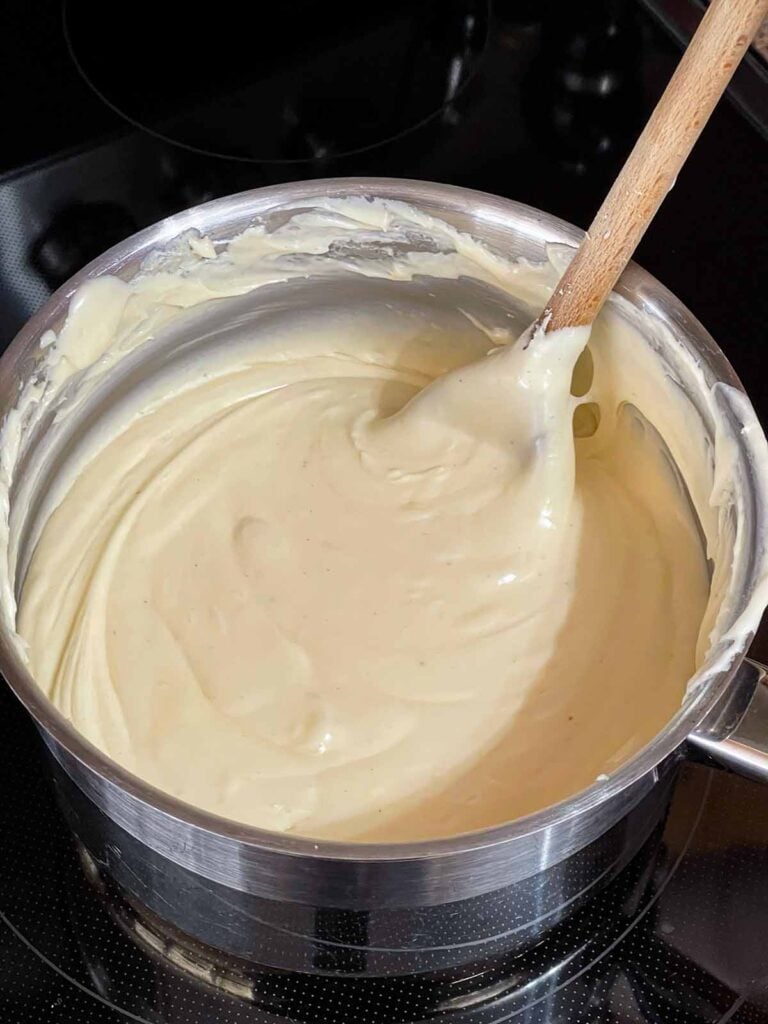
[62,0,489,163]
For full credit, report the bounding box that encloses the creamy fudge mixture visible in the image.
[3,198,760,842]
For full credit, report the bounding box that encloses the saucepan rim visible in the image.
[0,177,761,862]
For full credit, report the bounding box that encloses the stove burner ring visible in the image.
[62,0,490,164]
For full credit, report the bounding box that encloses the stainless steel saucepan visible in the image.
[2,179,768,978]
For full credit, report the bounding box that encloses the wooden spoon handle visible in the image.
[542,0,768,333]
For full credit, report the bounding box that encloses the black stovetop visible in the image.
[0,2,767,1022]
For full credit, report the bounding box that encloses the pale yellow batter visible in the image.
[10,199,717,841]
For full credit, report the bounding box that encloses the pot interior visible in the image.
[0,182,765,850]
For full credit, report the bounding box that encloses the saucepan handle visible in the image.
[688,658,768,783]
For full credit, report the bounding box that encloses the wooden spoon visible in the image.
[537,0,768,334]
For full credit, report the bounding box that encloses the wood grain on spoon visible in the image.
[540,0,768,333]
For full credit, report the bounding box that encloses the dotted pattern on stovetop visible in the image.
[2,682,768,1023]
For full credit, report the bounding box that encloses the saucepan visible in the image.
[2,179,768,979]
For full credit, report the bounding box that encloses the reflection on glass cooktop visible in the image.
[1,680,768,1024]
